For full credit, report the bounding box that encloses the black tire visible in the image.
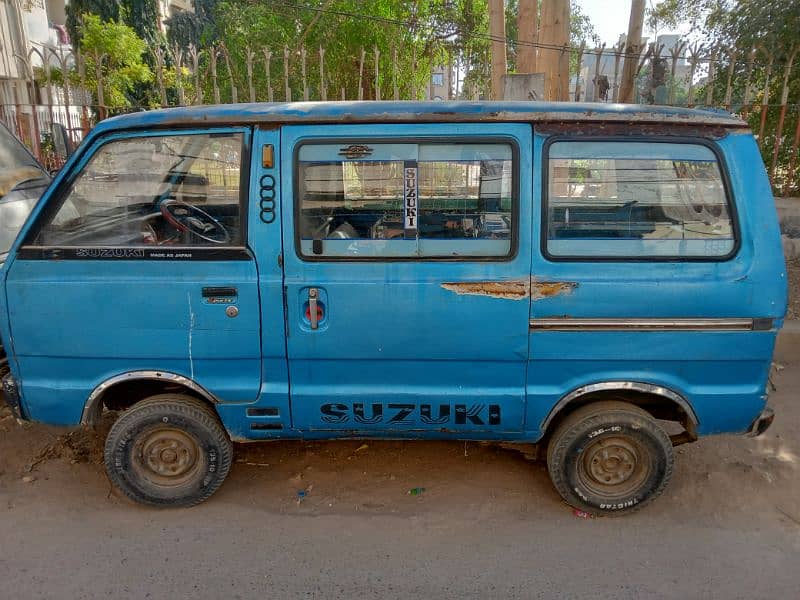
[547,400,674,516]
[104,394,233,508]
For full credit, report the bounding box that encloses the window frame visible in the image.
[540,135,741,263]
[18,127,253,261]
[293,135,520,262]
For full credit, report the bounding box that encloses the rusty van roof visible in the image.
[94,101,747,133]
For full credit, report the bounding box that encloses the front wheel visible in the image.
[546,400,674,516]
[104,394,233,507]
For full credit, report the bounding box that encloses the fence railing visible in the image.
[2,39,799,193]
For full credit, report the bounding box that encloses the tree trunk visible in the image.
[619,0,645,103]
[489,0,507,100]
[517,0,538,74]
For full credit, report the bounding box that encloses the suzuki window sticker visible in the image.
[403,160,418,239]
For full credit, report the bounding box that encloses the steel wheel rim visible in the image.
[577,435,651,500]
[132,427,204,487]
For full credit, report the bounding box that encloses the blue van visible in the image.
[0,102,786,514]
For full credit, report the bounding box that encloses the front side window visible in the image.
[33,131,244,248]
[546,141,734,259]
[297,142,515,258]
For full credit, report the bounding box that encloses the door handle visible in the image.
[308,287,320,330]
[202,287,238,298]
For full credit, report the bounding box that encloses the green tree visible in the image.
[121,0,162,47]
[648,0,800,191]
[76,15,153,110]
[166,11,205,52]
[65,0,122,46]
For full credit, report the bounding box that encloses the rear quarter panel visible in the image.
[527,129,787,438]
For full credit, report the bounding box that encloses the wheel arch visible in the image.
[81,370,219,426]
[540,381,699,444]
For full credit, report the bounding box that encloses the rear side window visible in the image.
[546,141,734,259]
[296,142,515,259]
[32,131,245,248]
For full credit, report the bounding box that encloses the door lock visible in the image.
[225,305,239,318]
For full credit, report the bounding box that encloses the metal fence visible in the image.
[2,40,799,193]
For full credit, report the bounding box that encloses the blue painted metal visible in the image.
[84,101,746,133]
[280,123,532,437]
[3,127,264,426]
[0,105,786,446]
[528,130,787,438]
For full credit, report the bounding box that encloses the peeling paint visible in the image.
[441,279,530,300]
[441,278,577,301]
[530,280,578,301]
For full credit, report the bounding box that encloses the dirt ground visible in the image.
[787,258,800,319]
[1,337,799,598]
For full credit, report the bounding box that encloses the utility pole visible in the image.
[619,0,645,103]
[517,0,538,73]
[539,0,570,100]
[489,0,507,100]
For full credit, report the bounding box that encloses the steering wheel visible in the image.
[160,199,231,244]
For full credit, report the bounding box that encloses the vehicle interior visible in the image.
[34,133,243,247]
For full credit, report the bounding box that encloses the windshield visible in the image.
[0,123,46,199]
[0,196,38,256]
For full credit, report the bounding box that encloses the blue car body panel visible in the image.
[0,102,786,443]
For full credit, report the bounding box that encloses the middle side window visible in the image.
[296,141,515,259]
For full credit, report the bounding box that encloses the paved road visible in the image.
[1,335,799,599]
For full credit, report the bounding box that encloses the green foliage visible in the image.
[120,0,162,47]
[652,1,800,191]
[77,14,154,109]
[166,11,204,52]
[65,0,122,46]
[201,0,453,102]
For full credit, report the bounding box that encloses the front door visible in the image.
[281,123,532,436]
[5,127,265,426]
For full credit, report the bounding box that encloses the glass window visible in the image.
[431,73,444,87]
[33,132,244,247]
[297,142,514,258]
[546,141,734,258]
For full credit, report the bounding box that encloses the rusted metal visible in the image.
[534,121,734,139]
[440,278,577,301]
[91,102,748,130]
[530,280,578,301]
[441,280,530,300]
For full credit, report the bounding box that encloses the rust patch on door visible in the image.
[441,279,530,300]
[530,280,578,301]
[441,279,577,301]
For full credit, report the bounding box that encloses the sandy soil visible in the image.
[1,336,799,598]
[787,258,800,319]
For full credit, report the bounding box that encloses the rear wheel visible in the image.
[104,394,233,507]
[547,400,674,516]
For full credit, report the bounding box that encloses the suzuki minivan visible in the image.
[0,102,786,515]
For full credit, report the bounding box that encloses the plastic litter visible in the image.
[573,508,593,519]
[408,487,426,496]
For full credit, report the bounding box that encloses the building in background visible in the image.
[158,0,192,32]
[1,0,80,153]
[426,66,451,100]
